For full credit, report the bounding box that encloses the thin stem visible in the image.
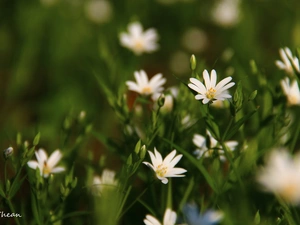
[7,199,22,225]
[4,160,8,185]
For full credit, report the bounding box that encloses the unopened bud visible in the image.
[3,147,13,159]
[190,54,197,71]
[140,145,146,159]
[158,94,165,107]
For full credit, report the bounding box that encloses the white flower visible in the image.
[27,149,65,178]
[143,148,187,184]
[188,69,235,104]
[256,149,300,205]
[211,0,241,28]
[280,77,300,106]
[84,0,113,24]
[193,131,238,161]
[92,169,118,196]
[144,208,177,225]
[275,47,300,75]
[126,70,166,97]
[119,22,159,55]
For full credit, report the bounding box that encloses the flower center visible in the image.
[280,183,298,202]
[141,86,152,95]
[134,40,144,52]
[156,164,168,177]
[206,87,217,99]
[288,95,299,105]
[43,161,51,176]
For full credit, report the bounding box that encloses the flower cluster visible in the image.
[256,149,300,205]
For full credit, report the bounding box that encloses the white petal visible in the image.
[167,154,183,168]
[154,148,163,165]
[162,150,177,165]
[163,209,177,225]
[51,167,65,174]
[203,70,211,89]
[27,161,39,169]
[143,162,155,172]
[47,150,63,168]
[215,77,233,90]
[210,69,217,87]
[36,149,48,164]
[144,215,161,225]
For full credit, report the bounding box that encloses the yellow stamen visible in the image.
[206,87,217,99]
[156,164,168,177]
[43,161,51,176]
[280,183,298,202]
[141,86,152,94]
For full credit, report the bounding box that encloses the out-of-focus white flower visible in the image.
[144,208,177,225]
[143,148,187,184]
[181,114,197,129]
[193,131,238,161]
[211,0,241,28]
[27,149,65,178]
[280,77,300,106]
[92,169,118,196]
[119,22,159,55]
[275,47,300,75]
[188,69,235,104]
[126,70,166,97]
[84,0,113,24]
[169,51,191,75]
[183,203,223,225]
[181,28,208,53]
[256,149,300,205]
[153,87,179,113]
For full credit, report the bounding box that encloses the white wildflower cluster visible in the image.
[256,149,300,205]
[275,47,300,106]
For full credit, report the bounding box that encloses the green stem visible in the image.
[4,160,7,185]
[7,199,22,225]
[222,116,234,142]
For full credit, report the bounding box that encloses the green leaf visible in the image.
[204,114,220,140]
[225,108,258,140]
[33,132,41,146]
[0,182,5,198]
[254,210,260,225]
[162,137,218,193]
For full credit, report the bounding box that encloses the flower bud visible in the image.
[157,94,165,107]
[3,147,13,159]
[190,54,197,71]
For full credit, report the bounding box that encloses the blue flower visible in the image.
[182,203,223,225]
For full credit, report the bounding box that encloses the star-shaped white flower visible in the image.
[256,149,300,205]
[126,70,166,96]
[280,77,300,106]
[144,208,177,225]
[92,169,118,196]
[275,47,300,75]
[143,148,187,184]
[27,149,65,178]
[193,131,238,161]
[119,22,159,55]
[188,69,235,104]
